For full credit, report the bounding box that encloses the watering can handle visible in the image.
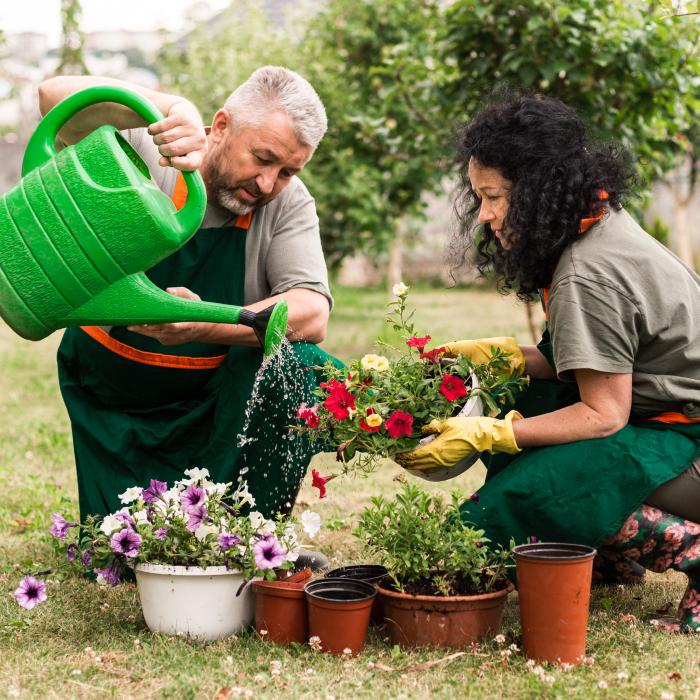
[22,85,206,238]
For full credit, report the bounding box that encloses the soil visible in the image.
[388,574,510,597]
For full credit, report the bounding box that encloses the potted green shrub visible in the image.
[354,483,514,648]
[52,469,322,641]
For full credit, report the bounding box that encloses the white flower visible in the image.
[237,544,248,557]
[660,693,674,700]
[249,511,265,530]
[598,680,608,689]
[360,353,390,372]
[301,510,321,538]
[261,519,276,536]
[118,486,143,504]
[194,524,219,542]
[95,573,109,586]
[494,634,506,644]
[233,481,256,508]
[100,514,123,535]
[133,510,149,525]
[183,467,210,483]
[392,282,408,297]
[203,480,227,497]
[617,671,629,681]
[286,547,300,562]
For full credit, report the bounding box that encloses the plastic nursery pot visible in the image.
[134,564,254,641]
[305,578,376,655]
[377,580,514,649]
[253,569,312,645]
[326,564,389,625]
[513,542,597,665]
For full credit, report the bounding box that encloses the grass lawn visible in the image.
[1,284,697,699]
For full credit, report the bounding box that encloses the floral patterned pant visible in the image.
[596,504,700,632]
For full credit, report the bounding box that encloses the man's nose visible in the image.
[256,168,277,195]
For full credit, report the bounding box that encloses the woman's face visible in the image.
[467,158,513,249]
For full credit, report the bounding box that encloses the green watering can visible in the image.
[0,86,288,356]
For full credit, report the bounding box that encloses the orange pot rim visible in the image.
[513,542,596,562]
[377,580,514,604]
[253,580,307,596]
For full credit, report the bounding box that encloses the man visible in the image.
[38,67,337,530]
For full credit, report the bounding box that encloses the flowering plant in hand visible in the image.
[295,285,528,476]
[51,468,321,587]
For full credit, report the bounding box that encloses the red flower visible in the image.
[439,374,467,402]
[420,346,446,364]
[311,468,332,499]
[385,410,414,439]
[296,403,320,428]
[320,379,345,393]
[359,407,381,433]
[324,383,356,420]
[406,334,431,351]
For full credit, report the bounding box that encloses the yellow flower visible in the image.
[366,413,383,428]
[374,356,390,372]
[392,282,409,297]
[360,354,390,372]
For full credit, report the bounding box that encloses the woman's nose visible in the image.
[479,201,494,223]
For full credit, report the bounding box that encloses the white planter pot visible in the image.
[134,563,254,641]
[407,372,484,482]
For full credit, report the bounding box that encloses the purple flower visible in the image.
[218,532,240,551]
[529,535,538,544]
[81,550,92,567]
[186,504,207,532]
[155,527,168,541]
[110,528,142,558]
[66,544,77,562]
[114,510,135,528]
[476,541,484,549]
[93,561,122,586]
[14,576,47,610]
[142,479,168,503]
[180,484,206,513]
[253,536,287,570]
[49,513,77,541]
[470,492,479,504]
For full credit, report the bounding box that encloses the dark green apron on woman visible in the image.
[460,328,700,549]
[58,216,339,521]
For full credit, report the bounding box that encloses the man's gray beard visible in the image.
[216,188,253,215]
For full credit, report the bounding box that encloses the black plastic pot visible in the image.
[325,564,389,625]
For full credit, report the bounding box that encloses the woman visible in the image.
[397,94,700,632]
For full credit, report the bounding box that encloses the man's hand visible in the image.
[128,287,215,345]
[148,101,207,171]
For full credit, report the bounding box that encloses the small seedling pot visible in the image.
[513,542,596,665]
[305,578,376,654]
[325,564,389,625]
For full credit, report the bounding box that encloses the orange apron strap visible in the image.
[647,412,700,425]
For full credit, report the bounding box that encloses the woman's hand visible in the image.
[443,337,525,374]
[148,101,208,171]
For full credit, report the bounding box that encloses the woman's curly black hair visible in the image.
[450,93,638,301]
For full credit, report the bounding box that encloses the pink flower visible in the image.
[439,374,467,402]
[253,536,287,570]
[682,588,700,610]
[663,523,685,546]
[385,411,414,439]
[652,554,673,572]
[612,517,639,543]
[406,335,431,351]
[642,538,656,555]
[684,521,700,535]
[296,403,320,428]
[49,513,77,541]
[14,576,47,610]
[641,505,662,522]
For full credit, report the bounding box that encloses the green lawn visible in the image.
[1,285,697,699]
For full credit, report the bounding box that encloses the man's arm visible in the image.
[38,75,207,171]
[128,286,330,347]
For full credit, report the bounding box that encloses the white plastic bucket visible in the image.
[134,563,254,641]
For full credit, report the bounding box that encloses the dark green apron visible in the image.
[58,220,339,521]
[460,328,700,549]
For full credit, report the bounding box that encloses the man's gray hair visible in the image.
[223,66,327,149]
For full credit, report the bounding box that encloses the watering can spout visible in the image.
[64,273,288,356]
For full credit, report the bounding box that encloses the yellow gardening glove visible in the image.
[394,410,523,472]
[443,337,525,374]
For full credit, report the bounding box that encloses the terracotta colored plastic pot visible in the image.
[513,542,596,665]
[305,578,375,655]
[254,569,312,645]
[377,581,514,648]
[325,564,389,625]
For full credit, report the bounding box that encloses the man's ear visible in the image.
[210,109,232,143]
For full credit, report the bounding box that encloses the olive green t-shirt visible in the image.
[123,128,332,308]
[548,207,700,419]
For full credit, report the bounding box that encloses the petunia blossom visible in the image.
[296,403,320,428]
[142,479,168,503]
[50,513,77,541]
[118,486,143,504]
[420,346,447,364]
[155,527,168,541]
[93,561,122,586]
[392,282,408,297]
[439,374,467,402]
[110,528,142,558]
[14,576,48,609]
[180,484,206,513]
[253,536,287,570]
[359,408,382,433]
[301,510,321,538]
[311,469,334,499]
[324,384,356,420]
[66,543,77,562]
[385,410,414,439]
[100,513,124,536]
[406,335,431,351]
[186,504,207,532]
[218,532,241,551]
